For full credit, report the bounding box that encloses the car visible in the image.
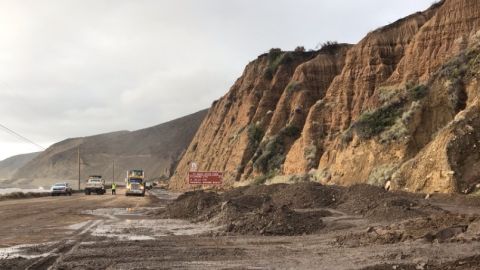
[50,182,73,196]
[85,175,106,195]
[145,182,153,190]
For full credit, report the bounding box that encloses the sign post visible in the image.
[188,171,223,185]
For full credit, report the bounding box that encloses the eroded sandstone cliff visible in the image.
[171,0,480,193]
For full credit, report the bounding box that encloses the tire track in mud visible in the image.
[25,193,160,269]
[25,219,103,270]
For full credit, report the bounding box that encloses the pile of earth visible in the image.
[161,182,450,236]
[361,254,480,270]
[335,214,480,247]
[336,185,446,222]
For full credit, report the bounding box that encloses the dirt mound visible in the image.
[222,182,341,209]
[361,254,480,270]
[164,183,335,235]
[221,184,286,200]
[335,184,444,221]
[270,182,341,208]
[164,190,220,219]
[225,204,327,235]
[335,214,476,247]
[336,184,392,214]
[164,182,473,236]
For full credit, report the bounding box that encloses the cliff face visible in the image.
[171,0,480,193]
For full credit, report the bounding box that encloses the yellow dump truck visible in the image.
[125,169,145,196]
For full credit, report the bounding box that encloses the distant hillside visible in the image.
[8,109,207,188]
[0,152,40,181]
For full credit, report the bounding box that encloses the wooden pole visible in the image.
[112,160,115,184]
[77,146,80,190]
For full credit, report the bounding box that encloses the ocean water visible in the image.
[0,188,47,195]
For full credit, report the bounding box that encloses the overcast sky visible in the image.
[0,0,434,160]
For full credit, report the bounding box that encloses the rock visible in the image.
[170,0,480,195]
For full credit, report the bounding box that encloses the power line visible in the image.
[0,123,46,150]
[0,80,46,151]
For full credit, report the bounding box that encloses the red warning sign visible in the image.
[188,171,223,185]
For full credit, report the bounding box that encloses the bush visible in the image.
[252,124,301,175]
[252,174,268,185]
[286,81,300,94]
[367,164,397,187]
[191,142,198,152]
[254,135,285,174]
[304,144,318,169]
[268,48,282,60]
[317,41,340,52]
[354,101,404,139]
[294,46,305,52]
[408,84,428,100]
[281,125,301,138]
[264,48,284,79]
[248,123,264,147]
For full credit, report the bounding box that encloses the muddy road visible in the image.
[0,186,480,269]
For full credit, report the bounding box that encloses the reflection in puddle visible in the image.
[73,207,220,241]
[0,242,55,259]
[92,219,218,239]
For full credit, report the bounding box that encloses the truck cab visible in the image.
[125,169,145,196]
[85,175,106,195]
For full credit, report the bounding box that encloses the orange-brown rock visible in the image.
[171,0,480,193]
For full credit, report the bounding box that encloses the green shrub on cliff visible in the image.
[354,100,404,139]
[253,124,301,175]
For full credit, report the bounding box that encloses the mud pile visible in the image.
[165,190,220,219]
[163,183,332,235]
[163,182,448,235]
[336,214,478,247]
[336,185,445,221]
[361,254,480,270]
[223,204,329,236]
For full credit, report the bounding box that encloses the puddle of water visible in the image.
[72,207,220,241]
[91,219,218,240]
[0,242,55,259]
[82,208,142,216]
[82,207,162,217]
[149,189,180,200]
[67,220,91,230]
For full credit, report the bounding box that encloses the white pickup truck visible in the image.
[85,175,106,195]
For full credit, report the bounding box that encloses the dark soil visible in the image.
[335,214,477,247]
[225,204,327,235]
[361,254,480,270]
[164,190,220,219]
[163,182,480,236]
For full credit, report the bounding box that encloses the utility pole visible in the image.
[112,160,115,184]
[77,146,81,190]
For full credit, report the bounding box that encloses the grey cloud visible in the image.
[0,0,434,159]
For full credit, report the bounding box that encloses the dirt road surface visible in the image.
[1,187,480,269]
